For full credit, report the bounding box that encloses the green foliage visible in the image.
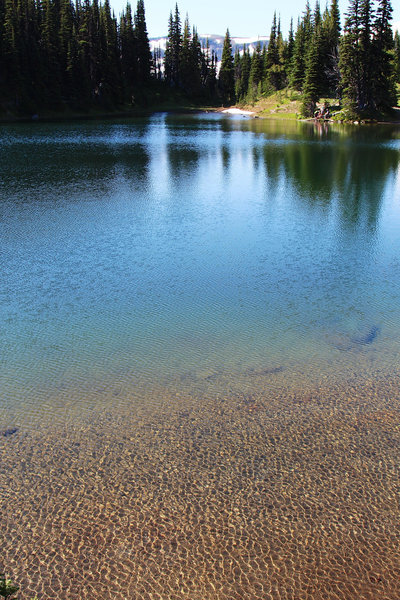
[234,46,251,101]
[134,0,152,84]
[247,41,263,100]
[394,31,400,82]
[162,5,218,103]
[289,18,307,90]
[0,573,18,600]
[0,0,154,113]
[164,4,182,87]
[372,0,397,109]
[218,29,235,105]
[264,13,287,91]
[0,0,398,117]
[302,26,324,115]
[339,0,396,115]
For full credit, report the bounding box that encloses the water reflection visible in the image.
[2,114,400,600]
[0,114,399,398]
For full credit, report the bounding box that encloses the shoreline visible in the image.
[1,103,399,125]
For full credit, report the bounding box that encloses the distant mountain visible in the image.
[149,34,269,63]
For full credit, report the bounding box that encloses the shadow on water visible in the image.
[0,120,152,202]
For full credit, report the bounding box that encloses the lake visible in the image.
[1,114,400,599]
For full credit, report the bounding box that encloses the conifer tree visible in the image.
[394,30,400,82]
[290,4,313,92]
[264,13,282,92]
[287,18,295,64]
[340,0,361,113]
[359,0,374,109]
[290,20,305,89]
[2,0,20,104]
[152,45,162,79]
[120,3,136,99]
[164,4,181,87]
[372,0,396,109]
[339,0,394,114]
[324,0,341,94]
[180,14,192,93]
[207,48,218,99]
[218,28,235,104]
[234,46,250,101]
[201,37,214,97]
[190,27,203,97]
[302,24,324,115]
[265,12,285,90]
[99,0,121,104]
[134,0,151,84]
[59,0,74,74]
[41,0,62,106]
[248,41,263,100]
[314,1,321,29]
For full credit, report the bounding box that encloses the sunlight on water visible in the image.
[1,115,400,600]
[0,115,400,417]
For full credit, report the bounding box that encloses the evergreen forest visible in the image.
[0,0,399,118]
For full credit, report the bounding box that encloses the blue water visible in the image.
[1,114,400,415]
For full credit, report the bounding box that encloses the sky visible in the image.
[109,0,400,39]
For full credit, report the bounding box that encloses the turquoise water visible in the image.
[1,114,400,415]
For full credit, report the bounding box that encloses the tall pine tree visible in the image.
[218,28,235,104]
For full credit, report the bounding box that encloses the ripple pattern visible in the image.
[1,371,400,600]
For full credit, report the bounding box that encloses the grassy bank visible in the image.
[237,86,400,123]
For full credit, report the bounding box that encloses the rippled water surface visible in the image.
[1,114,400,599]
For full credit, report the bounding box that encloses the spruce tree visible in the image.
[134,0,151,84]
[248,41,263,100]
[164,11,174,85]
[339,0,364,113]
[41,0,62,106]
[264,12,285,91]
[394,30,400,83]
[180,14,192,93]
[218,28,235,104]
[324,0,341,95]
[372,0,396,109]
[359,0,374,110]
[164,4,181,88]
[289,3,313,92]
[290,19,307,90]
[190,27,203,97]
[207,48,218,100]
[99,0,121,105]
[314,1,321,29]
[120,3,136,100]
[201,37,213,96]
[235,46,251,101]
[339,0,394,114]
[302,25,324,115]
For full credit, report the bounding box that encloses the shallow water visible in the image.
[1,114,400,599]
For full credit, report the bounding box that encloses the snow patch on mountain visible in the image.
[149,34,268,62]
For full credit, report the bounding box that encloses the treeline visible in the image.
[0,0,222,114]
[0,0,399,116]
[232,0,399,116]
[0,0,155,112]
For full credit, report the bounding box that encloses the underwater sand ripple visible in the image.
[1,371,400,599]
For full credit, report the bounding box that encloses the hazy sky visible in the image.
[109,0,400,39]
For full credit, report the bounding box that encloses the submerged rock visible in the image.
[246,365,285,377]
[1,427,18,437]
[351,325,380,345]
[325,324,381,351]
